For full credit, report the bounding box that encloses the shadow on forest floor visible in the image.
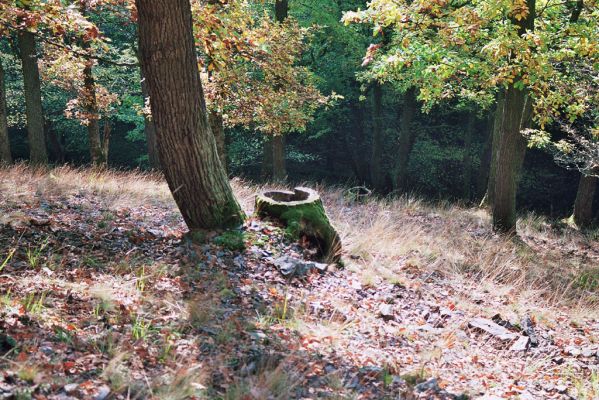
[0,165,598,399]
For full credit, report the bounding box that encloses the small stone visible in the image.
[312,262,328,273]
[581,347,595,357]
[468,318,518,341]
[565,346,582,357]
[415,378,439,393]
[510,336,530,352]
[555,385,568,394]
[63,383,78,394]
[378,304,395,321]
[94,385,111,400]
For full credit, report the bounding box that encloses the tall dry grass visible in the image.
[1,164,597,312]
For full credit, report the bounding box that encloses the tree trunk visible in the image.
[46,121,65,164]
[573,173,597,228]
[260,0,289,182]
[275,0,288,20]
[479,92,505,206]
[262,137,273,179]
[345,102,369,183]
[140,68,160,169]
[491,0,535,233]
[18,30,47,165]
[82,61,105,165]
[136,0,244,230]
[394,87,417,191]
[463,113,475,201]
[101,119,111,162]
[208,110,227,173]
[272,135,286,182]
[370,83,384,191]
[0,62,12,164]
[492,86,530,232]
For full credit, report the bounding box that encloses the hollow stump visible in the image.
[255,187,342,263]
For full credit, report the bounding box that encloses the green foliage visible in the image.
[214,230,246,252]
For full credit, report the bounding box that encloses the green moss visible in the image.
[214,230,246,252]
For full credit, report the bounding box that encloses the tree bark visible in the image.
[18,30,47,165]
[491,0,535,233]
[479,92,505,206]
[82,61,105,165]
[260,0,289,182]
[573,173,597,228]
[0,62,12,164]
[463,113,475,201]
[136,0,244,230]
[370,83,384,191]
[272,135,286,182]
[140,68,160,170]
[394,87,417,191]
[208,110,227,173]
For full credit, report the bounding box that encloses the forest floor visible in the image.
[0,165,598,400]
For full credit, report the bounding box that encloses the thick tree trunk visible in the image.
[260,0,289,182]
[208,110,227,173]
[491,0,535,233]
[573,173,597,228]
[463,113,475,201]
[275,0,288,20]
[262,137,273,179]
[394,87,417,191]
[46,121,65,164]
[18,30,47,165]
[479,92,505,206]
[272,135,286,182]
[0,62,12,164]
[101,119,111,162]
[136,0,244,230]
[82,61,105,165]
[492,86,530,232]
[345,102,369,183]
[370,83,384,191]
[140,69,160,169]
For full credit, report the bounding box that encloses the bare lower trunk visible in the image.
[394,87,417,191]
[0,62,11,164]
[262,137,273,179]
[82,62,105,165]
[272,135,286,182]
[463,113,475,201]
[136,0,244,230]
[478,94,504,205]
[209,111,227,173]
[492,86,531,232]
[370,83,384,191]
[18,30,47,165]
[140,69,160,169]
[491,0,535,233]
[101,119,111,163]
[573,173,597,228]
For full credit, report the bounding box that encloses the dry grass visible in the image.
[316,186,599,313]
[1,164,597,313]
[0,163,173,211]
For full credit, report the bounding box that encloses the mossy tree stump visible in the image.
[255,187,342,263]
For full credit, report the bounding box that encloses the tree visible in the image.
[492,0,535,232]
[344,0,596,232]
[0,60,11,164]
[135,0,244,230]
[370,83,384,191]
[192,0,330,182]
[393,87,417,191]
[573,173,597,228]
[18,29,48,164]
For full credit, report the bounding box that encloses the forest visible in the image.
[0,0,598,399]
